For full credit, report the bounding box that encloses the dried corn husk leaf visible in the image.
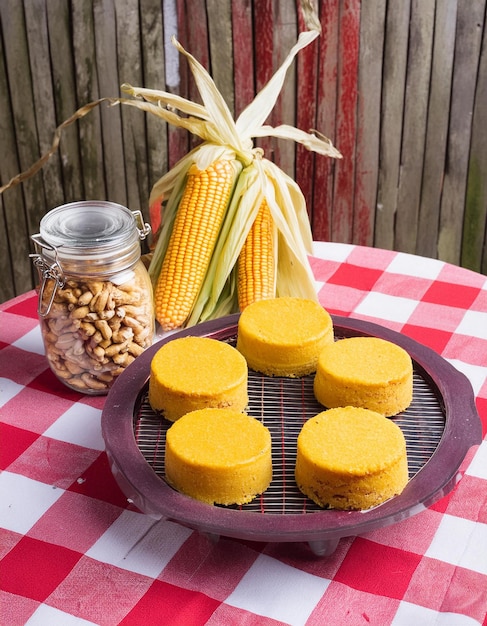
[143,24,342,326]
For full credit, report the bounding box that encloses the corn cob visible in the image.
[154,158,238,330]
[237,199,276,310]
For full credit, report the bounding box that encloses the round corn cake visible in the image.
[295,406,409,510]
[148,336,248,422]
[165,408,272,505]
[314,336,413,416]
[236,297,334,377]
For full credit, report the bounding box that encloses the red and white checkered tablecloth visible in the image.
[1,242,486,626]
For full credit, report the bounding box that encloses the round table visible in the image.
[1,242,486,626]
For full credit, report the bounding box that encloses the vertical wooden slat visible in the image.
[461,6,487,273]
[395,0,435,254]
[93,0,126,206]
[296,1,319,223]
[438,0,485,265]
[0,0,44,295]
[1,0,45,229]
[270,0,297,178]
[207,0,235,116]
[312,0,339,241]
[232,0,255,118]
[375,0,411,250]
[331,0,360,244]
[177,0,209,98]
[72,1,106,200]
[416,0,457,260]
[0,26,24,301]
[353,0,386,247]
[115,0,149,213]
[140,0,168,201]
[169,0,191,168]
[24,0,64,211]
[46,0,83,204]
[253,0,274,158]
[177,0,209,153]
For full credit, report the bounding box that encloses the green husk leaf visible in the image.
[186,163,261,325]
[263,159,314,252]
[259,159,317,301]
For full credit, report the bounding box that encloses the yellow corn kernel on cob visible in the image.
[237,199,276,311]
[154,158,238,330]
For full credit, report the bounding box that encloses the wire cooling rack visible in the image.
[102,313,481,555]
[133,331,445,515]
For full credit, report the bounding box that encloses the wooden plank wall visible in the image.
[0,0,486,305]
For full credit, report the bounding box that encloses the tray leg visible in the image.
[202,531,221,544]
[308,537,339,556]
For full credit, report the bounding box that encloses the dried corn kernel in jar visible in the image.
[31,201,154,395]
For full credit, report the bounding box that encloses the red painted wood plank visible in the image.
[312,0,340,241]
[253,0,274,158]
[232,0,255,117]
[169,0,192,167]
[173,0,209,155]
[269,1,297,176]
[331,0,360,243]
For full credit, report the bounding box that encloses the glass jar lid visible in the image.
[34,201,150,277]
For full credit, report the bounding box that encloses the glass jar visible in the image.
[31,201,154,395]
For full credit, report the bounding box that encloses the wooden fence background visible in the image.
[0,0,486,304]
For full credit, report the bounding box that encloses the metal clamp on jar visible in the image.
[31,201,154,395]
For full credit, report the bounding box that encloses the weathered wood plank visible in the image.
[462,6,487,273]
[178,0,209,158]
[207,0,235,116]
[331,0,360,244]
[416,0,456,260]
[2,0,45,232]
[270,0,297,178]
[24,0,64,211]
[72,1,106,200]
[253,0,274,157]
[395,0,435,254]
[312,0,340,241]
[0,29,23,301]
[353,0,386,247]
[140,0,168,199]
[296,2,319,223]
[170,0,191,167]
[93,0,126,206]
[232,0,254,118]
[375,0,411,250]
[180,0,213,156]
[0,0,44,294]
[46,0,83,204]
[438,0,485,265]
[115,0,149,213]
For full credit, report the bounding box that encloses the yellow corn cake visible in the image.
[236,297,334,377]
[148,336,248,422]
[314,336,413,416]
[295,406,409,510]
[165,408,272,505]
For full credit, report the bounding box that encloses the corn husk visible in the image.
[123,26,341,327]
